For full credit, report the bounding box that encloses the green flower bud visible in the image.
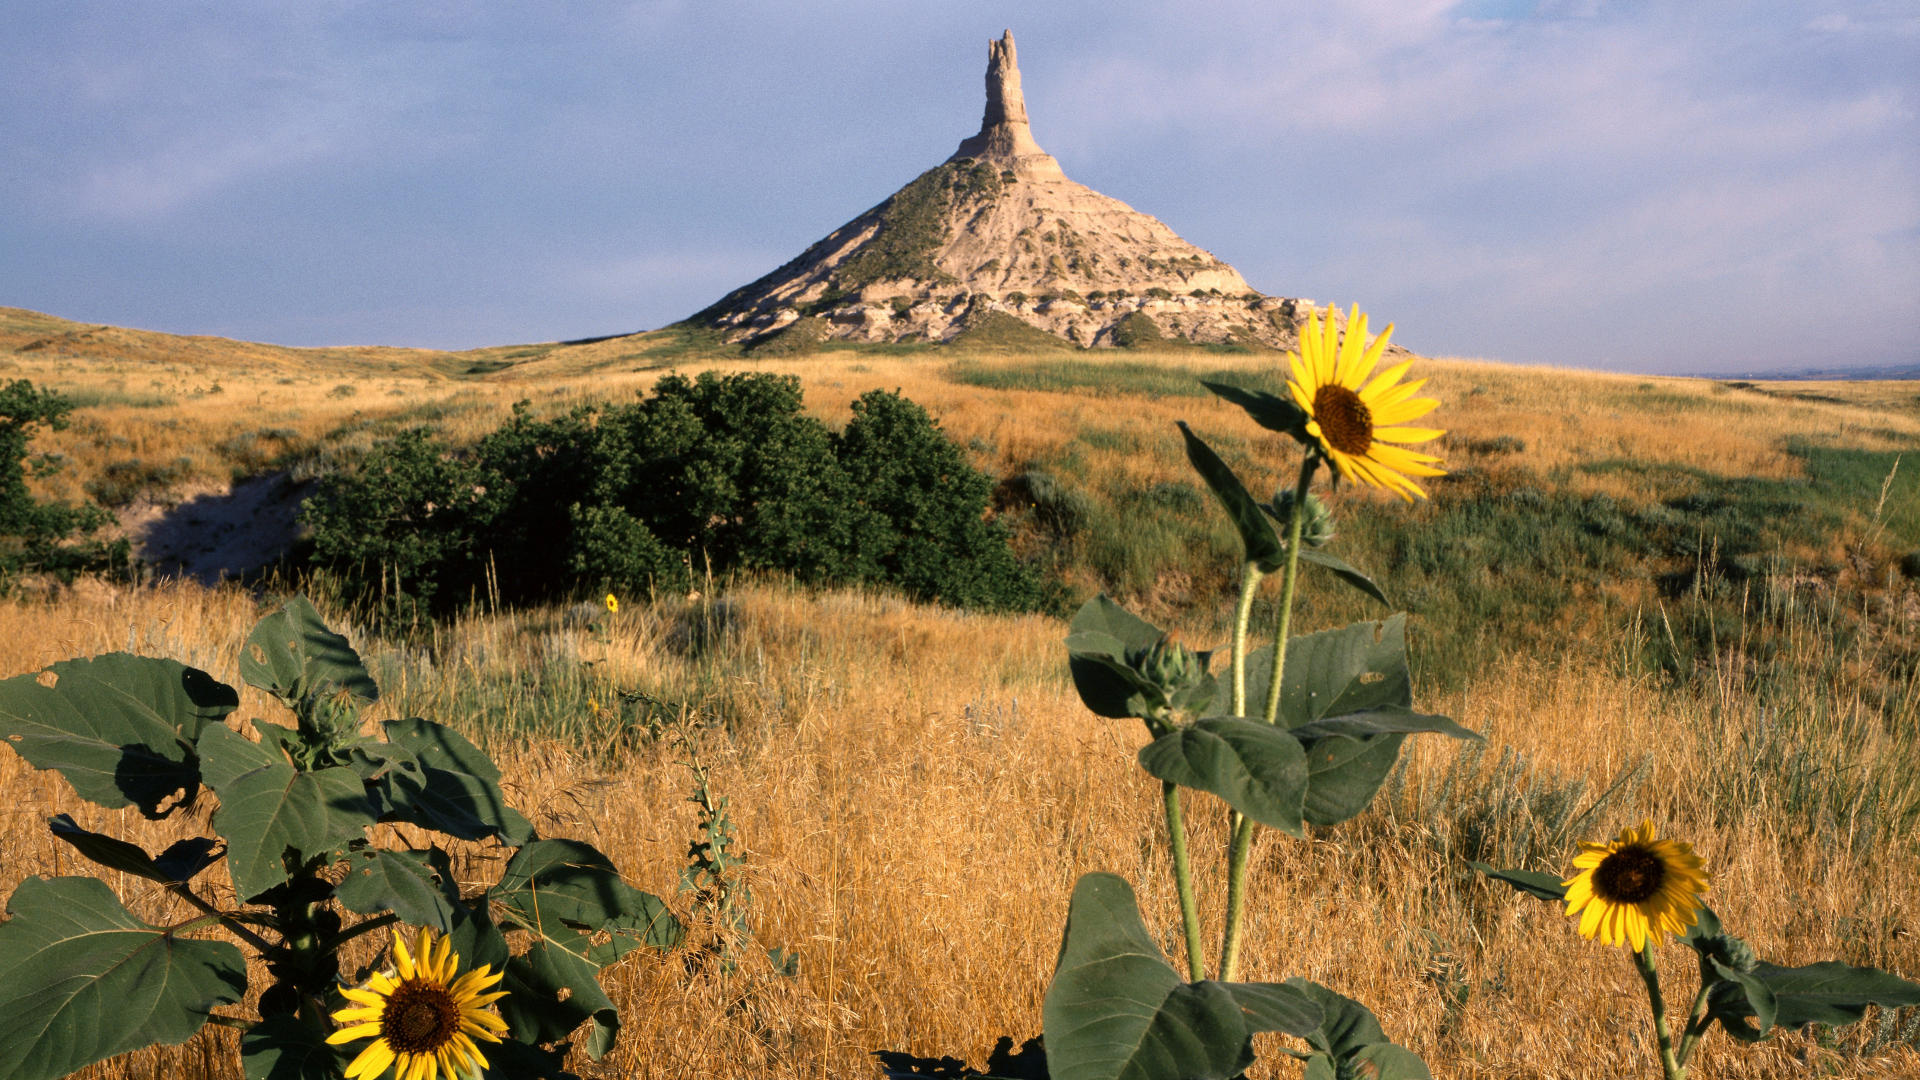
[1122,633,1213,722]
[1272,489,1335,547]
[1701,932,1760,973]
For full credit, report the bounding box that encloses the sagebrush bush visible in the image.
[302,372,1047,614]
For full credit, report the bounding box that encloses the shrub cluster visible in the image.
[302,372,1048,614]
[0,379,125,583]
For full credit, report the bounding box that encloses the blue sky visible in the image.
[2,1,1914,374]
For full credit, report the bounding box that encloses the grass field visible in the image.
[3,307,1919,1078]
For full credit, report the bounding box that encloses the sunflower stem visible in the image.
[1229,560,1263,719]
[1631,944,1686,1080]
[1259,458,1317,728]
[1162,782,1206,981]
[1220,457,1316,982]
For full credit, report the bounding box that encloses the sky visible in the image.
[2,1,1915,375]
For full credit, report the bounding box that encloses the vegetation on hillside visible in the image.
[0,379,124,583]
[302,371,1049,618]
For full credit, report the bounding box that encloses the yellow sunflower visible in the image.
[605,592,619,615]
[328,927,510,1080]
[1562,820,1709,952]
[1286,304,1446,500]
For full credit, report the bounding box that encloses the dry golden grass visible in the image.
[4,309,1920,1077]
[4,576,1919,1079]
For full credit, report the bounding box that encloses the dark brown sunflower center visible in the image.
[381,979,461,1054]
[1593,846,1666,904]
[1312,385,1374,455]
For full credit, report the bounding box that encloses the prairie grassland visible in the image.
[5,309,1920,1077]
[2,577,1917,1079]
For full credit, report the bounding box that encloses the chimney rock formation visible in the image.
[692,30,1318,351]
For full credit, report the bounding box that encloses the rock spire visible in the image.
[949,31,1061,179]
[688,30,1321,351]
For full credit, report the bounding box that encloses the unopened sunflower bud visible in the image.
[1272,490,1336,547]
[1123,633,1212,721]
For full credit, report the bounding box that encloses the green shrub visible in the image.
[1112,311,1167,349]
[303,373,1046,615]
[0,380,123,582]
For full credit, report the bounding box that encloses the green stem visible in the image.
[164,881,277,955]
[1632,944,1686,1080]
[1218,815,1255,980]
[328,911,401,952]
[1676,950,1719,1068]
[1260,460,1317,728]
[1229,562,1263,719]
[1220,457,1317,981]
[1163,782,1205,981]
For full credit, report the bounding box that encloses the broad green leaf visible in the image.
[493,839,686,960]
[1199,381,1308,440]
[1246,616,1411,728]
[500,935,621,1059]
[1467,861,1569,902]
[489,840,682,1058]
[1734,961,1920,1032]
[379,717,534,845]
[1042,872,1184,1080]
[1287,979,1432,1078]
[483,1038,582,1080]
[1286,978,1387,1059]
[1305,1044,1433,1080]
[1222,982,1324,1037]
[1705,959,1778,1043]
[1137,718,1309,836]
[241,595,378,705]
[1245,617,1449,824]
[1177,422,1284,572]
[1290,706,1480,742]
[0,876,247,1080]
[48,813,219,886]
[1297,731,1407,827]
[0,654,235,816]
[1294,548,1389,606]
[1042,873,1321,1080]
[335,848,463,933]
[241,1015,348,1080]
[1067,596,1168,720]
[199,725,377,900]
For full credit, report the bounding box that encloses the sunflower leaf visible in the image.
[1137,717,1309,836]
[240,595,379,707]
[1286,979,1434,1080]
[1292,548,1389,606]
[1467,862,1569,902]
[334,847,463,933]
[199,725,377,900]
[1066,595,1171,720]
[0,876,248,1080]
[240,1014,349,1080]
[1177,422,1285,572]
[376,717,534,845]
[1705,959,1778,1043]
[1703,960,1920,1040]
[1040,872,1328,1080]
[1199,381,1309,441]
[0,654,235,817]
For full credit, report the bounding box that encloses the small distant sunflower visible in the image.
[328,927,509,1080]
[1562,820,1709,952]
[1286,305,1446,500]
[605,592,619,615]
